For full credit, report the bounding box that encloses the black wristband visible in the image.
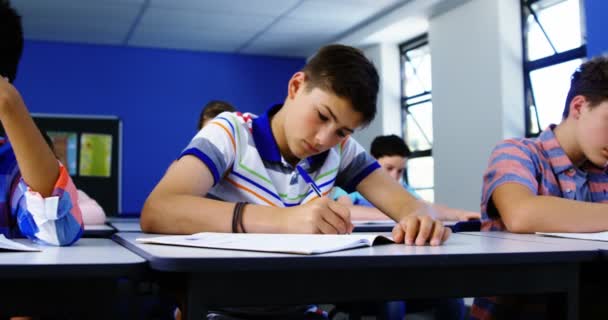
[239,203,248,233]
[232,202,247,233]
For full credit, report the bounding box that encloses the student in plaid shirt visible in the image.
[471,56,608,319]
[0,0,83,246]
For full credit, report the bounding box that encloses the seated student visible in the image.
[0,0,83,246]
[142,44,451,319]
[42,131,106,225]
[198,100,236,130]
[470,56,608,319]
[334,134,480,221]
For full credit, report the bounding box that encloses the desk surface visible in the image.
[114,232,598,272]
[108,220,142,232]
[0,238,146,277]
[462,231,608,257]
[83,223,116,237]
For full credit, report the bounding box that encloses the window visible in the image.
[522,0,586,136]
[399,35,434,202]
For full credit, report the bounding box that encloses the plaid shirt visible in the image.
[0,138,83,246]
[471,125,608,319]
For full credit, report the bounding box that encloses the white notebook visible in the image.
[536,231,608,242]
[137,232,394,255]
[0,235,40,252]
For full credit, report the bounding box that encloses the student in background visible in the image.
[0,0,83,246]
[197,100,236,130]
[142,44,451,320]
[42,132,106,225]
[470,56,608,319]
[334,134,480,221]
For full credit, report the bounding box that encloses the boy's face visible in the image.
[377,155,407,181]
[574,98,608,168]
[282,72,365,161]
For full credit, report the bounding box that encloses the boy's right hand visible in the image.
[284,197,354,234]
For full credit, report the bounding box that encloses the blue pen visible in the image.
[296,165,322,197]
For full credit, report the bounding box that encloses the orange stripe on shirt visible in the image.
[302,189,332,204]
[210,121,236,152]
[225,177,277,207]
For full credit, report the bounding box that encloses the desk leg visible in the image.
[184,274,208,320]
[566,264,580,320]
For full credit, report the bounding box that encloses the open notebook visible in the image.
[137,233,394,255]
[0,235,40,252]
[536,231,608,242]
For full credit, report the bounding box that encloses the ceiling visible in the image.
[13,0,446,58]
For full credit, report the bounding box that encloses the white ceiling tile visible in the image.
[130,28,251,52]
[265,18,351,37]
[14,1,142,44]
[240,32,328,57]
[137,8,273,34]
[288,1,374,22]
[149,0,301,16]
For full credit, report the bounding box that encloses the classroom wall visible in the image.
[14,40,304,213]
[585,0,608,57]
[430,0,524,211]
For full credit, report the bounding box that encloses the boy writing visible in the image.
[470,56,608,319]
[0,0,83,246]
[142,44,450,245]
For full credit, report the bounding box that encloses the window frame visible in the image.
[399,34,433,195]
[521,0,587,137]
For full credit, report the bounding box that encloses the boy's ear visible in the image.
[287,72,307,100]
[569,95,587,120]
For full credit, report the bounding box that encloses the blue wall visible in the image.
[585,0,608,57]
[14,40,304,213]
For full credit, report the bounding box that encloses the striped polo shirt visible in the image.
[0,138,83,246]
[471,125,608,320]
[180,104,381,208]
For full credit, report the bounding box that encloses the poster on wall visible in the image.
[79,133,112,177]
[47,131,78,175]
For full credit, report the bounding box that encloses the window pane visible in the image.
[403,102,433,151]
[526,0,583,61]
[407,156,434,189]
[414,189,434,203]
[529,58,582,129]
[528,105,541,135]
[402,45,431,97]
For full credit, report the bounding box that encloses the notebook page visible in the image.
[137,233,393,255]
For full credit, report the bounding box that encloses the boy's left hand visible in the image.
[392,215,451,246]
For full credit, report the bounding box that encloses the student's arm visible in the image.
[0,78,58,196]
[0,78,83,245]
[491,183,608,233]
[346,206,390,220]
[142,155,352,234]
[336,197,391,220]
[427,203,480,221]
[357,169,450,246]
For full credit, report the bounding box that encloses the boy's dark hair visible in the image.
[0,0,24,83]
[302,44,379,125]
[563,55,608,119]
[370,135,411,159]
[198,100,236,130]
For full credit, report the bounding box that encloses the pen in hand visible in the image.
[297,165,352,234]
[296,165,322,197]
